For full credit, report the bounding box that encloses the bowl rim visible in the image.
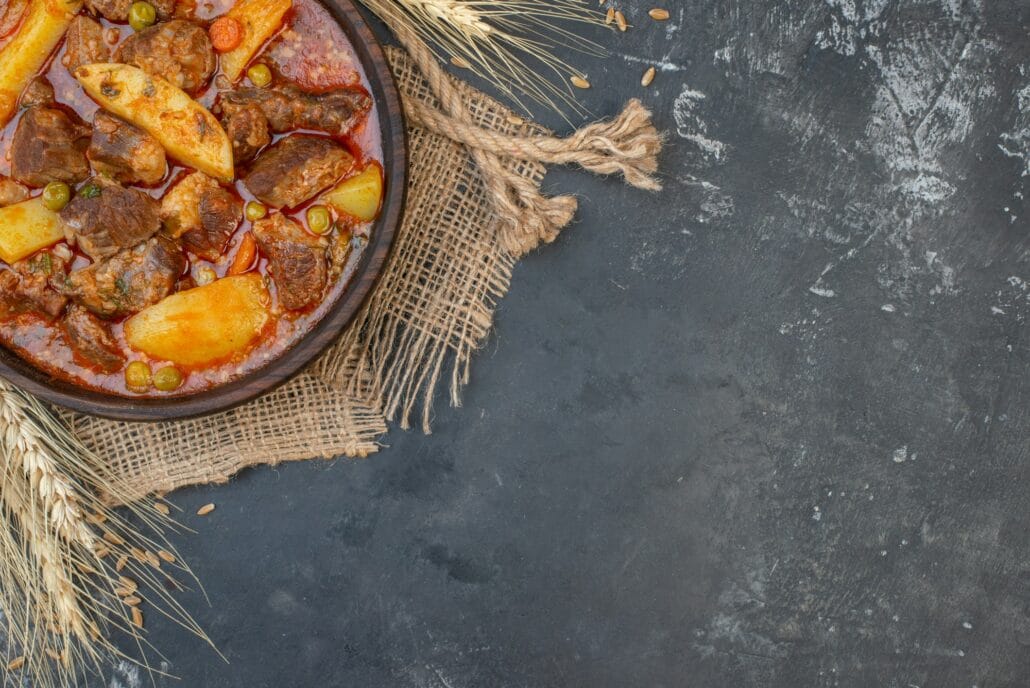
[0,0,407,422]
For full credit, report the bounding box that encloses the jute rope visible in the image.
[390,23,663,257]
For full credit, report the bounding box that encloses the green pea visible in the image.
[128,1,156,31]
[124,361,152,392]
[306,205,331,234]
[41,181,70,211]
[247,63,272,88]
[245,200,267,222]
[153,365,183,392]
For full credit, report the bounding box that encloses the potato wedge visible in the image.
[0,0,83,125]
[75,63,234,182]
[0,197,64,264]
[219,0,292,83]
[324,163,383,222]
[124,274,271,367]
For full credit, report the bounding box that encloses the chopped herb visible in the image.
[115,277,130,295]
[34,253,52,275]
[100,84,120,98]
[143,81,156,97]
[195,112,208,138]
[79,183,101,199]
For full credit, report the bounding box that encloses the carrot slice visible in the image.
[228,232,256,275]
[209,16,243,53]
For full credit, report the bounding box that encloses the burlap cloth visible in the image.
[54,40,662,505]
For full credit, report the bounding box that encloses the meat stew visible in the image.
[0,0,384,397]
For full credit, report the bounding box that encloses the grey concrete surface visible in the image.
[95,1,1030,686]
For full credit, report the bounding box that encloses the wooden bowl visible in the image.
[0,0,406,422]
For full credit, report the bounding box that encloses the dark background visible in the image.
[100,1,1030,686]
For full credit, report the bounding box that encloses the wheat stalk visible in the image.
[358,0,607,116]
[0,383,214,688]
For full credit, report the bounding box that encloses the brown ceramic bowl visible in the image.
[0,0,406,422]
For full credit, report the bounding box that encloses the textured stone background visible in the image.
[77,0,1030,686]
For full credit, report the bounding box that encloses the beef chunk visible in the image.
[87,111,166,185]
[20,76,54,108]
[0,176,29,206]
[0,250,70,320]
[218,84,371,137]
[61,236,184,317]
[61,304,124,373]
[252,214,327,311]
[10,107,90,187]
[116,20,215,93]
[225,105,270,165]
[160,172,242,260]
[84,0,130,21]
[60,176,161,260]
[61,16,109,74]
[243,136,353,209]
[85,0,172,22]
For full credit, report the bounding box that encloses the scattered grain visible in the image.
[145,551,161,568]
[570,75,591,89]
[197,503,216,516]
[450,56,471,69]
[604,7,614,24]
[44,648,60,662]
[131,607,143,628]
[641,66,656,86]
[7,656,24,671]
[649,8,670,20]
[103,531,124,546]
[154,502,170,516]
[615,10,628,31]
[115,555,128,572]
[123,596,142,606]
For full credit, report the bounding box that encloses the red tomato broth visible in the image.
[0,0,383,396]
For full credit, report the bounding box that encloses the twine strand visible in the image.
[403,98,664,191]
[390,21,663,256]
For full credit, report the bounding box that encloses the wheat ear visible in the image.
[0,383,215,687]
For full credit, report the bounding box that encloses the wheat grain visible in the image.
[0,382,216,688]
